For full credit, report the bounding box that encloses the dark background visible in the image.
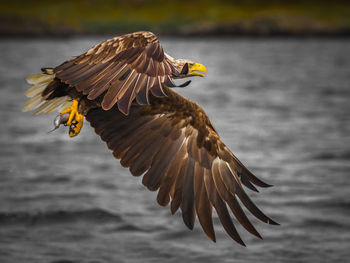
[1,0,350,36]
[0,1,349,263]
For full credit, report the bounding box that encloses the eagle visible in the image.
[23,31,278,245]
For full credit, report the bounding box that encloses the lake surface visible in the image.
[0,37,349,263]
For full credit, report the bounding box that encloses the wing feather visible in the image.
[170,160,186,214]
[54,31,176,115]
[143,130,185,191]
[181,156,196,230]
[204,169,245,246]
[157,137,187,206]
[136,75,151,105]
[194,164,216,242]
[85,86,277,245]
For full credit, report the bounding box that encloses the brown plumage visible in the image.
[23,31,278,245]
[86,87,278,245]
[54,31,178,115]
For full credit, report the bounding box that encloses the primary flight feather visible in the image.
[23,31,278,245]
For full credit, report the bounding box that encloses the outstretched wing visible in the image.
[85,87,278,245]
[54,31,178,115]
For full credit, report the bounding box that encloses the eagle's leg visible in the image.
[60,99,84,137]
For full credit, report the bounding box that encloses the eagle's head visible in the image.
[165,54,207,78]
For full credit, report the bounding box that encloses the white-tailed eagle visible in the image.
[23,31,278,245]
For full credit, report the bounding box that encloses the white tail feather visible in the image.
[26,73,54,85]
[33,97,70,115]
[23,72,72,115]
[23,94,45,112]
[45,97,71,114]
[25,83,48,98]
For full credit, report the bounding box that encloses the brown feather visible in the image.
[181,157,196,230]
[120,128,161,168]
[170,161,186,214]
[194,167,216,242]
[150,76,166,97]
[83,83,277,244]
[204,170,246,246]
[54,31,176,115]
[143,131,185,191]
[130,134,167,177]
[136,76,150,105]
[117,72,139,115]
[234,181,279,225]
[87,63,128,100]
[214,161,262,238]
[229,159,272,188]
[156,137,187,205]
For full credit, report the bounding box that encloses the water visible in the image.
[0,37,349,263]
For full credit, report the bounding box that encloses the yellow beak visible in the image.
[188,63,207,77]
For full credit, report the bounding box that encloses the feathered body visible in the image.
[23,31,278,245]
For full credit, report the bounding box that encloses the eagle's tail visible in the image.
[23,68,72,115]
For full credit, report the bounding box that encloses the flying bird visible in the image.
[23,31,278,245]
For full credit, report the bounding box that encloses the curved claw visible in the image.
[69,113,84,137]
[60,100,84,137]
[61,100,79,126]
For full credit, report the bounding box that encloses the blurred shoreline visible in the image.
[1,28,350,38]
[1,0,349,38]
[1,19,349,38]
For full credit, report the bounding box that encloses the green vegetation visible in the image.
[1,0,349,36]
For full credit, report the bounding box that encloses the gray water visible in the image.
[0,37,349,263]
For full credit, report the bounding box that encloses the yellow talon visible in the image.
[69,113,84,137]
[60,100,84,137]
[61,100,78,126]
